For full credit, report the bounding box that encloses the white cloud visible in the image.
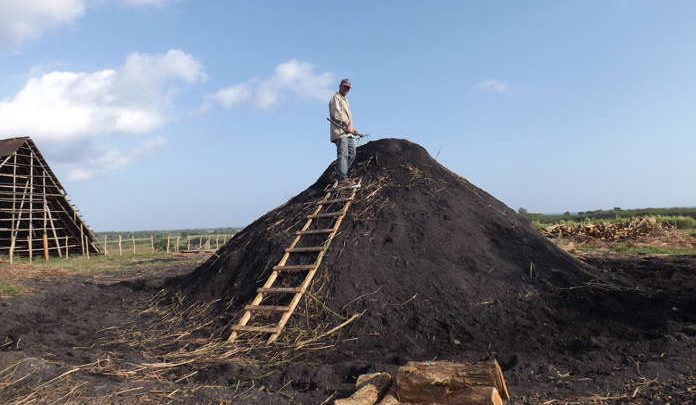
[206,82,252,109]
[0,49,201,180]
[206,59,334,110]
[0,0,86,47]
[66,136,167,181]
[0,49,204,141]
[474,79,509,93]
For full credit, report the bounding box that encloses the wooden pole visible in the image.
[175,236,180,252]
[65,235,69,258]
[43,233,49,261]
[46,205,62,258]
[118,235,122,256]
[216,235,219,249]
[9,236,15,264]
[199,235,203,250]
[132,236,136,254]
[29,150,34,262]
[42,169,47,261]
[151,235,154,253]
[104,235,108,256]
[9,152,16,264]
[85,234,90,259]
[166,235,170,253]
[27,234,32,263]
[187,236,190,251]
[80,223,85,257]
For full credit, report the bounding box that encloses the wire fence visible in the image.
[99,233,235,256]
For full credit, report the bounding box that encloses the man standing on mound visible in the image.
[329,78,359,188]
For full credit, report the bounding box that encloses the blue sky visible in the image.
[0,1,694,231]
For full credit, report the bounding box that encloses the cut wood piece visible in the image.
[308,211,343,219]
[257,287,302,294]
[295,228,334,235]
[273,264,316,272]
[375,394,399,405]
[335,372,392,405]
[285,246,324,253]
[444,386,503,405]
[244,305,289,312]
[396,360,509,402]
[230,325,279,333]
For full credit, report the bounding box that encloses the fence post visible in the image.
[43,233,49,261]
[216,235,219,249]
[65,235,69,258]
[104,234,108,257]
[118,235,122,256]
[166,235,170,253]
[9,236,15,264]
[132,236,136,254]
[176,236,180,252]
[187,236,190,251]
[85,235,90,259]
[151,235,155,253]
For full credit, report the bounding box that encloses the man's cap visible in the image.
[340,79,352,88]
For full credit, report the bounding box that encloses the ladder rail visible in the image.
[227,183,336,343]
[267,187,357,344]
[228,179,359,344]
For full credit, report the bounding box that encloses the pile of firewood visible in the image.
[542,217,671,241]
[335,360,508,405]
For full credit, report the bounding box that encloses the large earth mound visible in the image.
[176,139,635,361]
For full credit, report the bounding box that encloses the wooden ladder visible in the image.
[228,179,360,344]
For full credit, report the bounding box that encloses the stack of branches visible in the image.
[542,217,672,242]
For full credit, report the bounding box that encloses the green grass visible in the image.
[9,252,207,274]
[0,280,21,297]
[612,245,696,256]
[523,207,696,227]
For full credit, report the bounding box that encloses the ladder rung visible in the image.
[273,264,316,272]
[245,305,290,313]
[319,197,353,205]
[308,211,344,219]
[231,325,279,333]
[257,287,302,294]
[296,228,334,235]
[285,246,323,253]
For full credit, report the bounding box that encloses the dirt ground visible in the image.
[0,252,694,404]
[0,141,694,404]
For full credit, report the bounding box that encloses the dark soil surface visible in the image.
[0,139,694,403]
[0,254,694,403]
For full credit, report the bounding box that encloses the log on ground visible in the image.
[396,360,509,402]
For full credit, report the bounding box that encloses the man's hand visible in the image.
[347,125,356,135]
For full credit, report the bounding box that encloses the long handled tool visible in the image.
[326,117,370,139]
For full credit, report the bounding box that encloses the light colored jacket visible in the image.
[329,92,352,142]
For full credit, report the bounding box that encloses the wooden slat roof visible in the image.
[0,137,30,157]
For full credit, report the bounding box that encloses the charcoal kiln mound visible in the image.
[175,139,676,362]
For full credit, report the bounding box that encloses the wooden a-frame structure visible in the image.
[0,137,101,262]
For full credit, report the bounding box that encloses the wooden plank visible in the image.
[273,264,316,272]
[319,197,353,205]
[295,228,334,235]
[285,246,324,253]
[231,325,279,333]
[308,211,344,219]
[245,305,289,312]
[257,287,302,294]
